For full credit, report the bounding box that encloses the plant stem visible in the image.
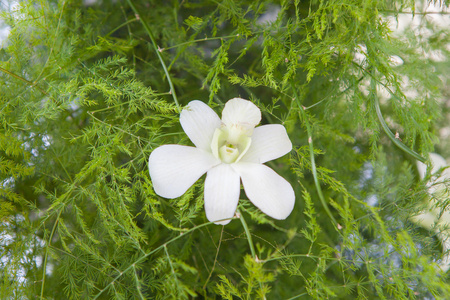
[237,208,256,258]
[291,84,338,229]
[92,221,214,299]
[0,66,47,95]
[371,81,426,163]
[40,208,62,299]
[126,0,180,111]
[354,62,426,163]
[237,208,266,298]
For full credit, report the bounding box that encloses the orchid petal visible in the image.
[437,231,450,272]
[233,162,295,220]
[410,211,437,231]
[221,98,261,129]
[417,152,448,180]
[429,153,448,174]
[241,124,292,164]
[149,145,220,199]
[204,164,241,225]
[180,100,221,151]
[441,210,450,226]
[416,160,427,181]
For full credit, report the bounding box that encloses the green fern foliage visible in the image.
[0,0,449,298]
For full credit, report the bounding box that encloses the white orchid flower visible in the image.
[148,98,295,225]
[412,153,450,272]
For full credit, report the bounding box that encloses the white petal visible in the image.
[410,211,437,231]
[416,160,427,180]
[429,153,448,174]
[241,124,292,164]
[232,162,295,220]
[180,100,221,151]
[417,152,448,180]
[437,231,450,272]
[204,164,241,225]
[439,209,450,227]
[149,145,220,198]
[221,98,261,129]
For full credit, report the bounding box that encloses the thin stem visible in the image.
[202,227,223,290]
[34,1,67,83]
[303,76,365,110]
[354,62,426,162]
[373,91,426,163]
[163,33,241,51]
[237,208,256,259]
[164,245,177,280]
[92,221,214,299]
[0,66,47,95]
[40,208,63,299]
[291,83,338,229]
[262,253,349,263]
[380,10,450,15]
[305,119,338,228]
[236,208,266,299]
[87,112,152,145]
[368,71,426,163]
[286,292,309,299]
[132,265,145,300]
[105,18,139,37]
[126,0,180,111]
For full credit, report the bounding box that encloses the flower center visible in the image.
[211,125,252,164]
[219,143,239,164]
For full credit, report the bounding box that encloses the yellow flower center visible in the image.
[211,125,252,164]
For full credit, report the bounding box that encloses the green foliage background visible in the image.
[1,0,449,298]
